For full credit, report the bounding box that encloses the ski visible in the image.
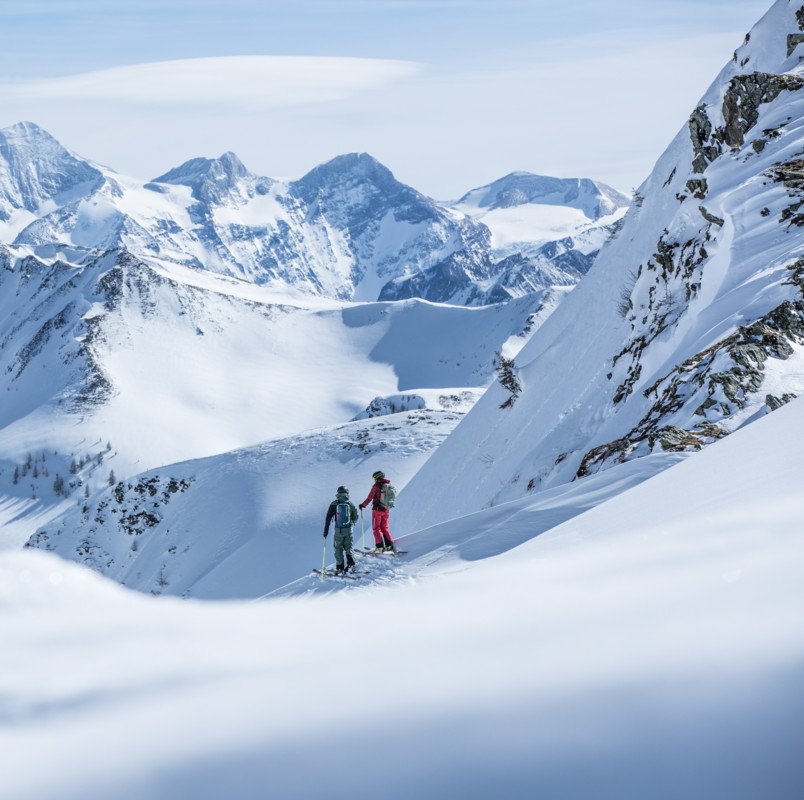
[312,568,361,579]
[356,548,408,556]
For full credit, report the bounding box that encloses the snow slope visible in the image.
[399,0,804,532]
[0,246,542,480]
[4,377,803,800]
[27,408,472,599]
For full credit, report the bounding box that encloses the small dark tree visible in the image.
[12,465,19,485]
[108,469,116,487]
[53,474,65,496]
[496,353,522,410]
[32,464,39,479]
[69,459,78,475]
[106,441,112,452]
[84,484,90,499]
[96,452,104,466]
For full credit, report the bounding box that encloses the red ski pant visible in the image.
[371,509,393,546]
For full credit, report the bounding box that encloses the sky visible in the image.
[0,0,773,198]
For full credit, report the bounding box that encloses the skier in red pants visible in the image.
[359,470,396,552]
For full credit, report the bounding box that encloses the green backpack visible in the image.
[378,482,396,510]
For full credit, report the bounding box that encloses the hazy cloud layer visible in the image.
[0,1,772,197]
[0,56,421,110]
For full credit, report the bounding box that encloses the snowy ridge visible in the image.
[0,128,627,306]
[399,0,804,531]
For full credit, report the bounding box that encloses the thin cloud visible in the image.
[0,56,422,110]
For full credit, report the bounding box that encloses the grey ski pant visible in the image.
[333,527,354,567]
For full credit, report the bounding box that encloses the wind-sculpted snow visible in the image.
[399,0,804,532]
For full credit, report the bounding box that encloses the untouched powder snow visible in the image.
[3,384,803,800]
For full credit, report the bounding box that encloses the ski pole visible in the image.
[360,507,366,550]
[321,538,326,583]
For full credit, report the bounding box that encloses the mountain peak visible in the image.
[1,120,53,140]
[293,152,396,193]
[455,172,630,219]
[0,121,102,219]
[0,121,75,158]
[153,151,249,186]
[151,151,252,202]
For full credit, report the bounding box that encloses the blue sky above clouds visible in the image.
[0,0,772,196]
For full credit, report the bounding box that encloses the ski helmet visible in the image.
[372,470,385,481]
[337,485,348,494]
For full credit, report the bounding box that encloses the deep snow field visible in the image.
[2,393,802,800]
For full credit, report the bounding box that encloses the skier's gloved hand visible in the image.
[323,532,328,539]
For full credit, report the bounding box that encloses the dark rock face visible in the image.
[720,73,804,148]
[379,248,494,304]
[766,392,797,411]
[769,157,804,226]
[688,106,719,174]
[687,73,804,197]
[787,33,804,56]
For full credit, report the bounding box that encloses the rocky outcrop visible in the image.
[720,73,804,148]
[769,157,804,226]
[577,261,804,479]
[686,73,804,203]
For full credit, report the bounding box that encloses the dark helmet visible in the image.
[372,470,385,481]
[337,485,348,494]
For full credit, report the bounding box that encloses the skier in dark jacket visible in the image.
[324,486,359,574]
[359,470,396,552]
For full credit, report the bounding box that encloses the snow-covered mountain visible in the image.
[0,122,103,241]
[453,171,629,245]
[0,243,544,485]
[450,172,630,287]
[398,0,804,532]
[0,126,627,306]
